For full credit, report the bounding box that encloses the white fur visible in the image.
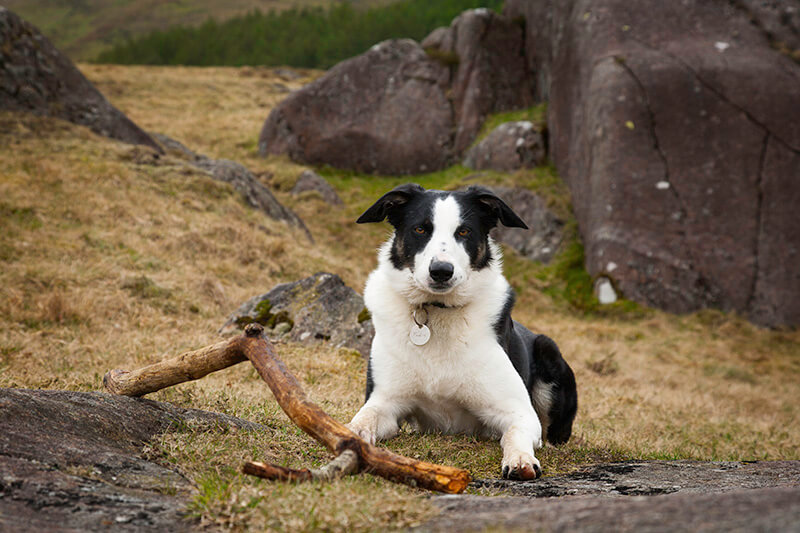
[412,197,469,293]
[349,199,544,477]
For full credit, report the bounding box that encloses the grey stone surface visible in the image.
[489,186,564,263]
[0,8,161,152]
[505,0,800,326]
[290,169,343,205]
[0,388,264,532]
[423,461,800,532]
[220,272,374,357]
[464,121,546,171]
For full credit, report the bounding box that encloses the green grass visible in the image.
[473,103,548,145]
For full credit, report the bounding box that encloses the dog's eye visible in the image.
[457,228,471,237]
[414,226,426,234]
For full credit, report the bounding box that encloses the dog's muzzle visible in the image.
[428,259,455,292]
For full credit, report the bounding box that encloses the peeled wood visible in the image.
[103,323,471,494]
[103,337,247,397]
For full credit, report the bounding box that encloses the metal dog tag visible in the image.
[410,323,431,346]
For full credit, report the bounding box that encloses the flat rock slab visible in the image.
[423,461,800,532]
[0,388,264,532]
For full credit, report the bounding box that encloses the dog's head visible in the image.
[357,184,527,298]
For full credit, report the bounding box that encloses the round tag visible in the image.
[409,323,431,346]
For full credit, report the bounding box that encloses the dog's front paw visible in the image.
[346,421,377,445]
[501,453,542,481]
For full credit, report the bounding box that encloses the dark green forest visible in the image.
[95,0,504,69]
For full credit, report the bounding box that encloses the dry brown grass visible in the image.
[1,64,798,530]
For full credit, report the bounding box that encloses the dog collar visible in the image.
[422,301,460,309]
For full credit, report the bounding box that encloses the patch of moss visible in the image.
[473,103,548,145]
[357,307,371,323]
[253,299,273,323]
[267,310,293,331]
[424,47,460,67]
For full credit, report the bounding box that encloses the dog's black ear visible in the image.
[356,183,425,224]
[467,186,528,229]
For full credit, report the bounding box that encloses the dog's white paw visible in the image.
[501,452,542,480]
[346,421,376,445]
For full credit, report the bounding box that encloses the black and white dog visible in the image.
[348,184,577,480]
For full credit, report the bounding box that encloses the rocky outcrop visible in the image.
[505,0,800,326]
[0,8,161,152]
[489,186,564,263]
[421,9,535,154]
[0,388,264,531]
[220,272,374,357]
[259,39,453,175]
[291,169,343,206]
[464,121,546,171]
[151,133,312,241]
[259,9,533,174]
[424,461,800,532]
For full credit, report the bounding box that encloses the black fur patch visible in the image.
[357,184,527,273]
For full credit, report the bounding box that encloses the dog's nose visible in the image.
[429,260,454,282]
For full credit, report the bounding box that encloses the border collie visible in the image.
[348,184,577,480]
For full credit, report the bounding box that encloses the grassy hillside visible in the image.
[3,0,392,61]
[1,64,798,530]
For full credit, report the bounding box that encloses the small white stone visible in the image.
[656,181,670,190]
[595,278,618,304]
[299,331,311,341]
[714,41,730,52]
[516,138,525,147]
[606,261,618,273]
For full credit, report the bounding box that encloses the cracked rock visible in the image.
[505,0,800,326]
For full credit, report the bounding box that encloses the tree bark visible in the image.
[103,324,471,494]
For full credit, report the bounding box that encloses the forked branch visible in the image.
[103,323,470,494]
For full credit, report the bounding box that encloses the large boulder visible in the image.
[505,0,800,326]
[0,388,263,531]
[0,8,161,151]
[259,9,534,174]
[260,39,453,175]
[220,272,374,357]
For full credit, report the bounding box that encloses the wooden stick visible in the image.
[103,337,248,397]
[103,324,471,494]
[238,323,471,493]
[243,449,359,482]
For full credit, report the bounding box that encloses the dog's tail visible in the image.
[531,334,578,446]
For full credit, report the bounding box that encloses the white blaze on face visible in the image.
[413,196,470,292]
